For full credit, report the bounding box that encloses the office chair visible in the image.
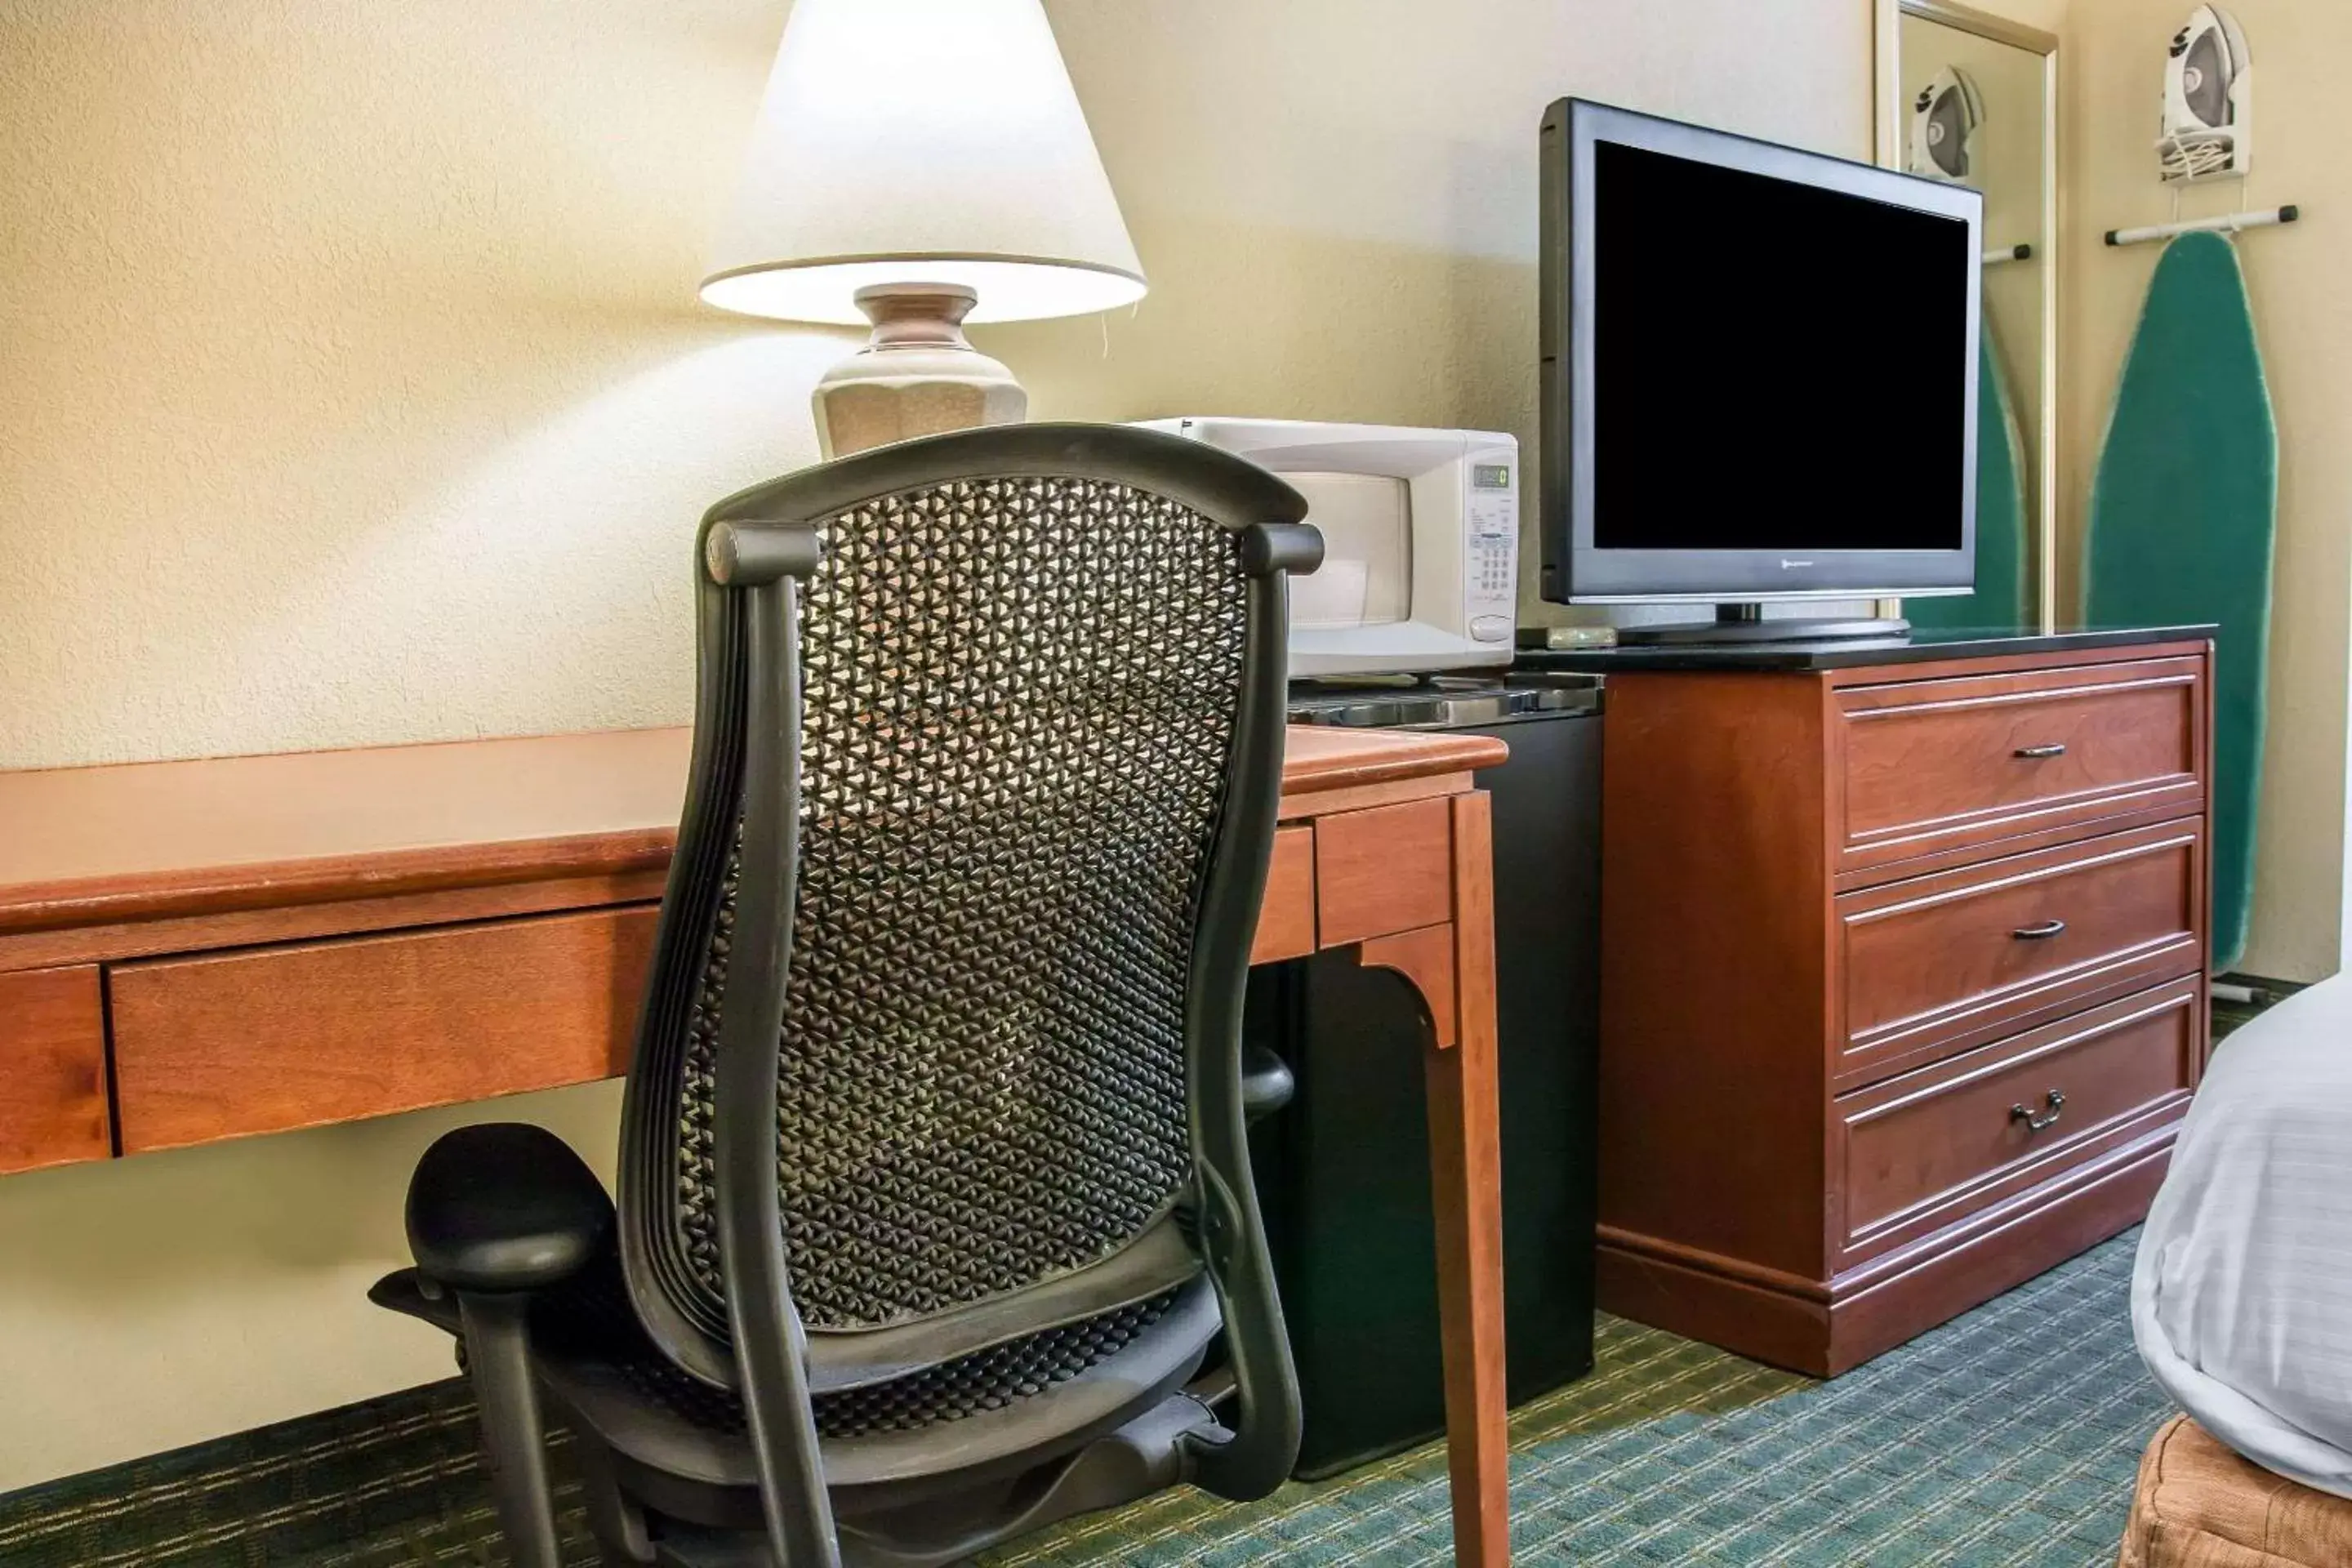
[371,424,1321,1567]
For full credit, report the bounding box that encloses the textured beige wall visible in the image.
[0,0,844,774]
[0,1083,626,1489]
[0,0,1868,1491]
[1984,0,2072,31]
[2055,0,2351,982]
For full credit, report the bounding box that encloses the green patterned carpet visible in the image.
[0,1232,2168,1567]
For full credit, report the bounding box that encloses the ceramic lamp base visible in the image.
[810,283,1027,458]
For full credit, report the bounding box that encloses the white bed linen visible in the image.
[2133,975,2352,1499]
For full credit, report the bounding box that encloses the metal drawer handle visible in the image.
[2014,742,2069,759]
[2012,919,2068,941]
[2011,1089,2066,1133]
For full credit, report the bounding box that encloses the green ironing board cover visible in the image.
[1909,329,2029,631]
[2084,229,2275,972]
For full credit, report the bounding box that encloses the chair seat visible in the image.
[373,1254,1222,1494]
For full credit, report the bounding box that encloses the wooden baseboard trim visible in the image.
[1594,1226,1829,1302]
[1597,1241,1835,1375]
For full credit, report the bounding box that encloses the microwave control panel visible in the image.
[1464,451,1519,641]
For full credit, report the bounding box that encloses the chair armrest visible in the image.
[1240,1045,1294,1124]
[405,1123,612,1295]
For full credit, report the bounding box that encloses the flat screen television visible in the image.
[1538,99,1984,643]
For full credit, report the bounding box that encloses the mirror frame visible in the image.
[1875,0,2060,631]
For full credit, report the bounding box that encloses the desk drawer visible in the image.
[1836,978,2200,1260]
[0,965,111,1174]
[1316,798,1453,948]
[110,905,657,1152]
[1833,819,2203,1085]
[1836,656,2203,873]
[1250,826,1317,963]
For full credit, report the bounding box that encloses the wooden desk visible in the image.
[0,724,1514,1568]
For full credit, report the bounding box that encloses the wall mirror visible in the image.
[1877,0,2058,631]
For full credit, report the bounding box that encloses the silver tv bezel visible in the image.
[1537,98,1984,606]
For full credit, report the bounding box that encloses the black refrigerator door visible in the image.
[1247,711,1601,1478]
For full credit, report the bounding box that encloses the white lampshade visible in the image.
[702,0,1147,327]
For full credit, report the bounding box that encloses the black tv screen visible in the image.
[1539,100,1983,604]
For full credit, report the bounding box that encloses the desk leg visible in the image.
[1428,791,1511,1568]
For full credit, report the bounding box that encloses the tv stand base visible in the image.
[1615,604,1909,647]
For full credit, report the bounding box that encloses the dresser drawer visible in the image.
[1834,656,2204,874]
[110,904,657,1152]
[1833,818,2203,1086]
[1835,978,2201,1261]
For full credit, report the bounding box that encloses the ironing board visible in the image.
[2084,230,2275,972]
[1909,328,2028,632]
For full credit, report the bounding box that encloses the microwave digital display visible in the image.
[1472,464,1512,490]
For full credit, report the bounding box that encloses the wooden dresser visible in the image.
[1532,629,2215,1375]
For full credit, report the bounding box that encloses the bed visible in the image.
[2132,974,2352,1501]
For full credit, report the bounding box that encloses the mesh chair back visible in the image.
[619,434,1304,1379]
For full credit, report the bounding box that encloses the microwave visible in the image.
[1139,417,1520,678]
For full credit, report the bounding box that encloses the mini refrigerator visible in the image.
[1252,679,1603,1477]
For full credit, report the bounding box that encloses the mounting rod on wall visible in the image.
[1982,243,2034,266]
[2105,204,2300,247]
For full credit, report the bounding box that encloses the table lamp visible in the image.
[702,0,1147,458]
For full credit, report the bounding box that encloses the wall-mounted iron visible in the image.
[2104,6,2299,248]
[2159,5,2252,184]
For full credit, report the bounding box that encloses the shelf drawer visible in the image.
[1835,978,2201,1261]
[110,904,657,1152]
[1833,818,2203,1086]
[1835,656,2204,874]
